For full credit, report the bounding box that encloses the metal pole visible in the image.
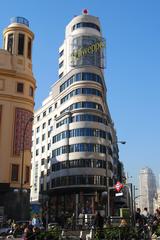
[106,141,126,222]
[106,149,109,221]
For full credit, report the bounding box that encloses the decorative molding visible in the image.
[13,108,33,155]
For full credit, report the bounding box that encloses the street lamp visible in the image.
[20,116,34,220]
[105,140,126,221]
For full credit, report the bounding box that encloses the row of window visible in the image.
[61,88,102,104]
[51,175,106,188]
[52,143,107,157]
[7,33,32,59]
[35,143,51,156]
[52,128,107,143]
[52,159,106,171]
[17,82,34,96]
[56,114,108,128]
[60,72,103,92]
[60,101,103,114]
[36,119,52,133]
[72,22,100,32]
[36,107,53,122]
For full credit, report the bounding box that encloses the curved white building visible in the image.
[31,10,121,221]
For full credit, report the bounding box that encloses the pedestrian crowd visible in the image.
[135,207,160,237]
[2,214,44,239]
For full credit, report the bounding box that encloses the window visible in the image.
[42,146,45,153]
[36,127,40,133]
[41,158,45,165]
[17,82,24,93]
[7,34,13,53]
[55,103,57,109]
[11,164,19,181]
[43,111,46,117]
[42,134,45,141]
[48,131,51,137]
[60,101,103,114]
[27,37,32,59]
[37,115,40,121]
[60,72,102,92]
[59,49,64,57]
[25,166,30,183]
[36,138,39,144]
[72,22,100,32]
[48,119,51,125]
[49,107,52,113]
[29,86,34,97]
[36,149,39,156]
[59,72,63,79]
[59,61,64,68]
[42,122,46,129]
[48,143,51,150]
[18,33,25,55]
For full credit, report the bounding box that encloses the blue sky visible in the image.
[0,0,160,187]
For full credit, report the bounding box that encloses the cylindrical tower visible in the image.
[46,10,116,219]
[0,17,36,220]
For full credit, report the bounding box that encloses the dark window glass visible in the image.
[18,33,25,55]
[7,34,13,53]
[29,86,34,97]
[49,107,52,113]
[72,22,100,32]
[60,72,102,93]
[17,83,24,93]
[59,50,64,57]
[25,166,30,183]
[43,111,46,117]
[27,37,32,59]
[48,118,51,125]
[59,72,63,79]
[42,134,45,141]
[42,146,45,153]
[36,149,39,156]
[11,164,19,181]
[59,61,63,68]
[41,158,45,165]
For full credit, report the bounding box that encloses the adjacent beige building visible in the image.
[0,17,36,220]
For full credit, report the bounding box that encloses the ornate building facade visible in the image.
[0,17,36,220]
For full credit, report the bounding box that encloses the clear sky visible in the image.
[0,0,160,187]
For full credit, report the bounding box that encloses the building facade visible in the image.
[139,167,157,214]
[31,11,121,221]
[0,17,36,220]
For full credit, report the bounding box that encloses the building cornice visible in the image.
[0,68,36,87]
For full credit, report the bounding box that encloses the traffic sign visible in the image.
[114,181,123,192]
